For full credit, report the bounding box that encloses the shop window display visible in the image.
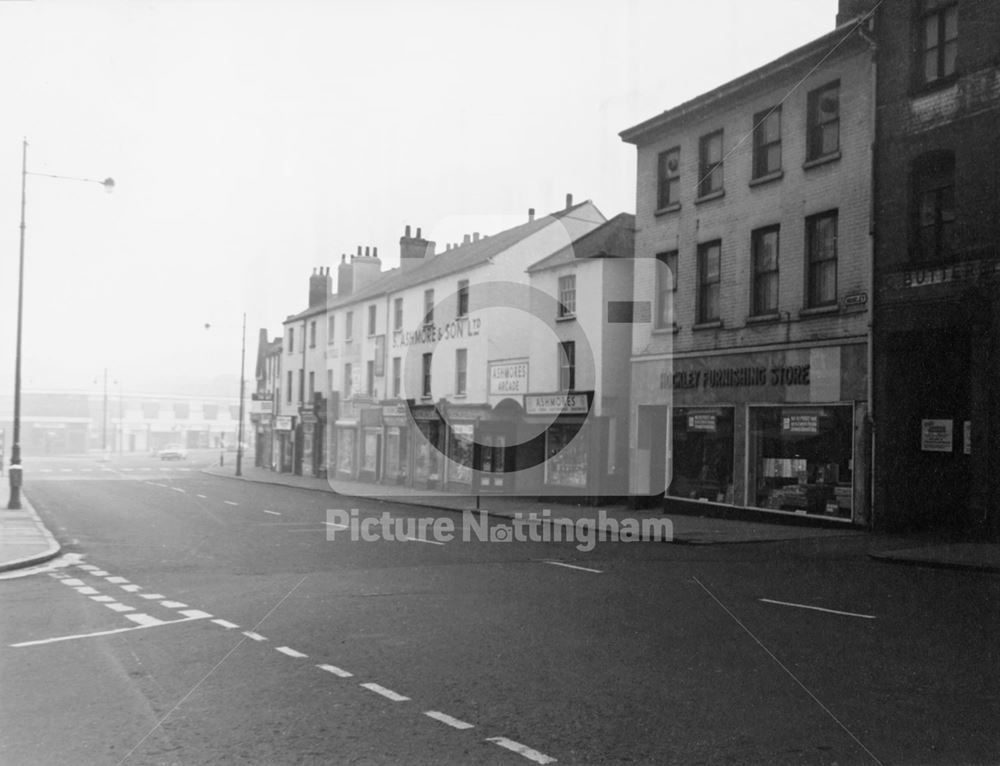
[748,406,852,518]
[668,408,734,503]
[362,429,379,474]
[336,428,356,477]
[385,427,408,483]
[448,423,474,484]
[414,421,441,485]
[545,423,588,488]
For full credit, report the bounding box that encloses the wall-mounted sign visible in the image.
[525,393,589,415]
[782,414,819,434]
[275,415,293,431]
[392,316,482,348]
[687,413,718,431]
[882,257,1000,293]
[843,292,868,306]
[249,400,273,415]
[921,419,953,452]
[489,360,528,395]
[664,364,810,391]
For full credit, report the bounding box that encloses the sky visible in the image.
[0,0,837,398]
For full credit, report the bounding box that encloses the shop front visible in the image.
[358,405,382,483]
[381,402,410,485]
[409,403,444,490]
[274,415,294,473]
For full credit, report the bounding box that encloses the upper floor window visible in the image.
[753,107,781,178]
[345,311,353,342]
[558,341,576,391]
[655,251,677,329]
[698,130,724,197]
[558,275,576,317]
[344,363,352,399]
[366,361,374,397]
[392,356,401,398]
[309,320,316,348]
[455,349,468,395]
[327,315,335,342]
[657,147,680,209]
[806,81,840,161]
[457,280,469,317]
[697,241,721,323]
[368,304,377,336]
[422,353,432,397]
[287,328,294,354]
[751,226,780,316]
[424,289,435,326]
[912,151,956,263]
[806,211,838,307]
[393,297,403,331]
[308,371,315,398]
[920,0,957,85]
[287,371,293,402]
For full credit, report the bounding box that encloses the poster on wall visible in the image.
[921,419,953,452]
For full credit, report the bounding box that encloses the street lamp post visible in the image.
[7,139,113,509]
[236,312,247,477]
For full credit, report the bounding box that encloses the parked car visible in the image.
[158,444,188,460]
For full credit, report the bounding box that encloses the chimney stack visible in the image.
[835,0,876,26]
[528,208,535,222]
[309,265,333,307]
[473,232,480,242]
[400,224,436,271]
[565,193,573,209]
[462,234,471,245]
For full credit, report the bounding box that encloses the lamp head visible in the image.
[102,178,115,193]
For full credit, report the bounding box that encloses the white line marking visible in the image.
[224,501,238,506]
[317,663,353,678]
[139,593,166,600]
[179,609,212,619]
[197,494,207,499]
[10,614,207,647]
[323,521,348,529]
[263,509,281,515]
[242,631,267,642]
[545,561,603,574]
[60,468,73,473]
[160,600,188,609]
[81,468,93,473]
[424,711,474,730]
[90,595,116,603]
[105,603,135,612]
[403,536,446,546]
[171,487,186,493]
[120,584,142,592]
[90,570,109,576]
[179,468,191,472]
[276,646,307,658]
[105,576,129,584]
[759,598,876,620]
[360,682,409,702]
[211,619,239,629]
[75,586,100,595]
[486,737,557,764]
[148,482,167,487]
[61,578,85,586]
[126,613,164,627]
[77,564,99,571]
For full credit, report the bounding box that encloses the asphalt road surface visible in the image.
[1,452,998,765]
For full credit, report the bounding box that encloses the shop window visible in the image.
[424,289,435,326]
[336,428,356,477]
[657,147,680,209]
[558,275,576,317]
[806,211,838,307]
[457,280,469,317]
[422,353,432,397]
[385,426,408,483]
[393,297,403,331]
[698,130,724,198]
[806,81,839,161]
[912,151,956,263]
[751,226,780,315]
[697,240,721,323]
[309,320,316,348]
[392,357,401,398]
[752,106,781,178]
[668,408,734,503]
[414,420,441,485]
[455,349,468,395]
[559,341,575,391]
[368,305,377,336]
[747,406,853,518]
[655,251,677,329]
[545,423,588,488]
[448,423,474,484]
[361,428,378,474]
[920,0,957,85]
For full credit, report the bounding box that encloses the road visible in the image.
[1,451,998,765]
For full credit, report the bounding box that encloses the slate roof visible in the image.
[526,212,634,273]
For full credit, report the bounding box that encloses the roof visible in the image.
[526,213,635,273]
[283,199,602,323]
[619,19,871,145]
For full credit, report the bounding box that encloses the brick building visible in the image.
[871,0,1000,536]
[620,8,876,522]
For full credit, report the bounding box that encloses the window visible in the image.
[368,305,376,336]
[751,226,780,316]
[920,0,957,85]
[455,349,467,395]
[753,107,781,178]
[422,353,432,397]
[457,280,469,317]
[423,289,434,326]
[806,211,838,307]
[913,151,956,263]
[345,311,353,342]
[287,371,293,402]
[558,275,576,317]
[392,357,401,398]
[698,130,724,197]
[309,320,316,348]
[298,370,304,402]
[327,315,335,342]
[655,251,678,329]
[308,371,315,399]
[559,341,575,391]
[327,370,333,393]
[697,241,721,324]
[806,81,839,161]
[393,298,403,331]
[344,363,352,399]
[657,147,680,209]
[366,361,374,397]
[288,328,294,354]
[203,404,218,420]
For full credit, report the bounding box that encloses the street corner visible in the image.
[0,493,63,573]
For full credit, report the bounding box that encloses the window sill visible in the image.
[909,74,959,98]
[746,312,782,325]
[421,395,433,401]
[798,305,839,318]
[652,323,680,335]
[556,314,576,323]
[654,202,681,217]
[803,152,841,171]
[692,320,723,331]
[694,190,725,206]
[749,170,783,188]
[452,394,467,400]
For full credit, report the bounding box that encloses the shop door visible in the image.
[478,432,509,492]
[636,405,667,499]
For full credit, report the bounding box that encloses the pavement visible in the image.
[0,492,62,573]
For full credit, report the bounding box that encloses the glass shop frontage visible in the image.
[632,343,868,523]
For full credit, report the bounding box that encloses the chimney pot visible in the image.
[463,234,471,245]
[416,227,422,239]
[528,208,535,222]
[405,224,411,238]
[373,246,378,259]
[565,193,573,209]
[473,232,480,242]
[341,254,346,263]
[357,245,362,257]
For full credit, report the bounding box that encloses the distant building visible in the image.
[251,329,282,469]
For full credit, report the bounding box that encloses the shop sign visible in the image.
[921,419,953,452]
[392,316,482,348]
[782,414,819,434]
[663,364,809,391]
[275,416,293,431]
[525,393,589,415]
[687,413,717,431]
[882,257,1000,293]
[249,399,273,415]
[489,360,528,395]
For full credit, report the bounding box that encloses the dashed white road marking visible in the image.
[74,586,100,595]
[486,737,557,764]
[403,536,446,546]
[263,509,281,516]
[105,603,135,613]
[758,598,877,620]
[10,613,209,647]
[105,576,130,584]
[125,613,164,628]
[139,593,166,600]
[60,468,73,473]
[545,561,603,574]
[61,578,86,586]
[196,494,207,499]
[317,663,353,678]
[242,631,267,642]
[360,683,409,702]
[77,565,99,572]
[121,584,142,592]
[179,609,212,619]
[121,468,134,472]
[424,711,474,730]
[90,595,116,603]
[224,501,238,506]
[211,619,239,629]
[276,646,308,658]
[160,600,188,609]
[147,482,167,487]
[179,468,191,472]
[170,487,186,493]
[81,468,94,473]
[90,570,109,576]
[158,468,170,472]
